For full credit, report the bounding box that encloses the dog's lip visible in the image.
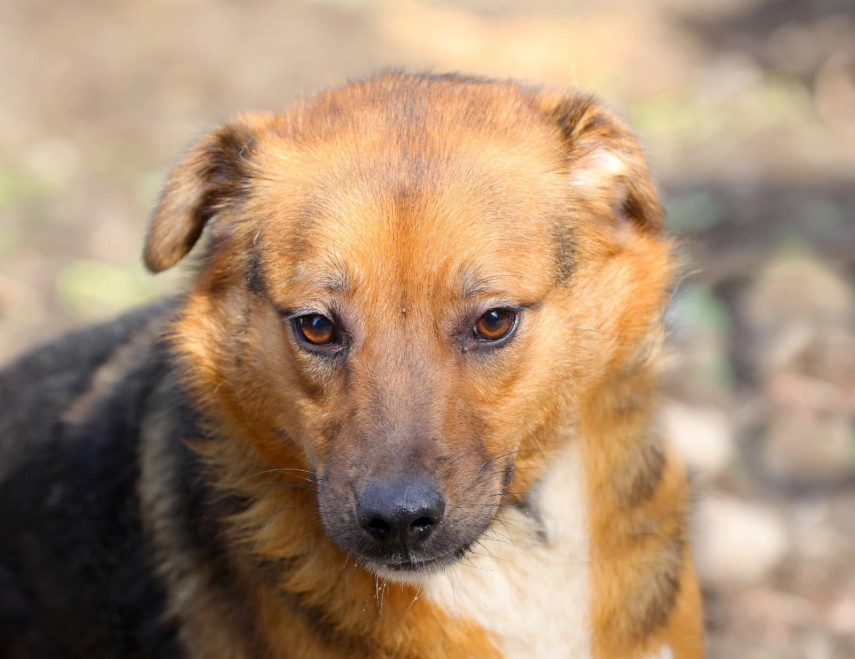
[365,545,471,573]
[383,556,442,572]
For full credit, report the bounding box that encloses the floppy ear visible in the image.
[144,113,276,273]
[545,94,664,233]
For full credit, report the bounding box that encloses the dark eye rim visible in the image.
[470,307,521,347]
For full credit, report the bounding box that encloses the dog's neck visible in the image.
[420,438,593,659]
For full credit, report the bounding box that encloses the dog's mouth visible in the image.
[362,544,473,578]
[319,507,497,579]
[373,556,444,573]
[387,558,438,571]
[329,510,492,579]
[317,473,501,579]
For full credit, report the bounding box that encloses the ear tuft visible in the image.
[570,147,627,187]
[143,113,276,273]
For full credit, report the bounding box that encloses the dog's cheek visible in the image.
[429,383,515,523]
[242,311,351,468]
[173,283,336,472]
[441,455,503,545]
[450,297,615,495]
[312,428,374,551]
[460,322,565,456]
[568,229,673,381]
[316,478,359,550]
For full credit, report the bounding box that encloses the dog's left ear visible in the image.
[545,94,664,233]
[144,113,277,273]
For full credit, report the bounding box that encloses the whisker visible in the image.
[260,481,319,494]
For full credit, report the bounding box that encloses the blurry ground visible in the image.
[1,0,854,656]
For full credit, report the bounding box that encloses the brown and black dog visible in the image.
[0,72,703,658]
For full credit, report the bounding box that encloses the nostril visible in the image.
[410,516,435,534]
[365,517,392,539]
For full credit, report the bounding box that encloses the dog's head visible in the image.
[146,73,671,576]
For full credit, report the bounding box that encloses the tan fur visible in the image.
[144,72,703,658]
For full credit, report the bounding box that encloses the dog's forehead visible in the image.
[254,146,563,302]
[248,94,568,301]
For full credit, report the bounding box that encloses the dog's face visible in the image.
[145,74,671,576]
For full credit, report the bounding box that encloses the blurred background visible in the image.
[1,0,853,656]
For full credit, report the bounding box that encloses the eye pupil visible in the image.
[474,309,515,341]
[297,314,335,345]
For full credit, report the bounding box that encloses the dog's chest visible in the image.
[423,442,592,659]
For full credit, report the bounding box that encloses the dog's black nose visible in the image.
[357,478,445,547]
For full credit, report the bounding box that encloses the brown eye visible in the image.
[296,314,335,345]
[474,309,516,342]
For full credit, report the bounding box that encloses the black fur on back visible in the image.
[0,304,190,658]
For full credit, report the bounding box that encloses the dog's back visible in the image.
[0,305,182,658]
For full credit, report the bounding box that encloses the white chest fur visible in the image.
[422,442,592,659]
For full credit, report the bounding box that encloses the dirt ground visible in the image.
[1,0,854,656]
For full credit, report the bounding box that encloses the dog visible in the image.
[0,72,703,658]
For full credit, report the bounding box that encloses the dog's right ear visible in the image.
[144,113,276,273]
[541,92,664,234]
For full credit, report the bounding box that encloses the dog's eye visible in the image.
[473,309,516,342]
[295,314,336,345]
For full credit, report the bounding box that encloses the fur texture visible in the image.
[0,72,703,658]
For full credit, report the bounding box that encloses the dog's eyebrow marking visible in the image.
[318,254,351,293]
[552,223,577,284]
[321,270,350,293]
